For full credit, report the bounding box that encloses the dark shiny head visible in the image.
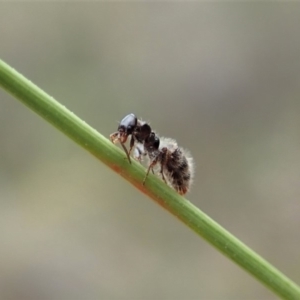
[117,113,137,143]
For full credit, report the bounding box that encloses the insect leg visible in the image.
[120,143,132,164]
[159,163,167,184]
[143,158,158,185]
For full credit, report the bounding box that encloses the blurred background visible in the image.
[1,3,300,299]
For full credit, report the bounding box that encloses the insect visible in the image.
[110,114,194,195]
[110,113,152,164]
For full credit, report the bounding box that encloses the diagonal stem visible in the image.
[0,58,299,300]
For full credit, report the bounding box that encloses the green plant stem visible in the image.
[0,58,299,300]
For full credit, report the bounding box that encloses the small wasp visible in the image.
[110,113,194,195]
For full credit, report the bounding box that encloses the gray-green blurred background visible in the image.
[1,3,300,300]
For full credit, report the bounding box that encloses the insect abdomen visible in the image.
[162,144,194,195]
